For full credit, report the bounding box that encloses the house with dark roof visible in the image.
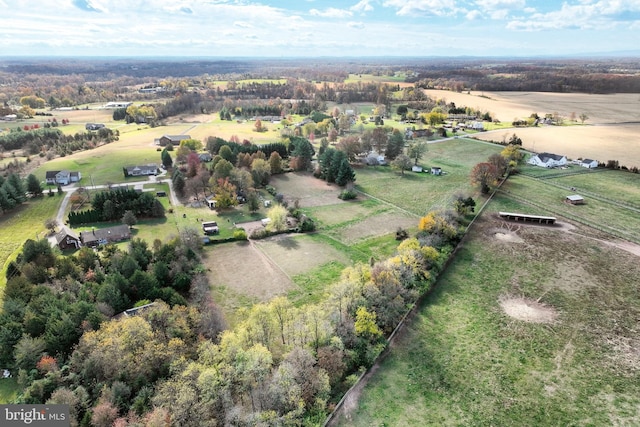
[123,164,159,177]
[198,152,213,162]
[79,225,131,247]
[581,159,598,169]
[45,170,82,185]
[527,152,567,168]
[156,135,191,146]
[566,194,585,205]
[85,123,105,131]
[55,228,81,250]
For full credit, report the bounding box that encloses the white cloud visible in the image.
[348,21,365,29]
[466,10,482,20]
[382,0,458,16]
[506,1,640,31]
[351,0,374,13]
[309,8,353,18]
[234,21,252,28]
[474,0,524,9]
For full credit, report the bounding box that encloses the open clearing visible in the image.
[270,172,348,208]
[253,234,345,277]
[205,233,350,319]
[328,211,418,245]
[205,240,294,303]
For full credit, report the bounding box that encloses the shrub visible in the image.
[338,189,357,200]
[299,217,316,232]
[266,185,277,196]
[249,228,270,240]
[233,229,247,240]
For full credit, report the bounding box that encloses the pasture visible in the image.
[354,138,503,216]
[332,193,640,426]
[500,173,640,244]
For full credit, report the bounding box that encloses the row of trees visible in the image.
[0,127,118,156]
[68,188,164,225]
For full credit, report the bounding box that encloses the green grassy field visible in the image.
[0,195,63,298]
[331,173,640,426]
[343,73,409,84]
[501,174,640,243]
[354,138,503,215]
[0,378,19,403]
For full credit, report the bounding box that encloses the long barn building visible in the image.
[499,212,557,225]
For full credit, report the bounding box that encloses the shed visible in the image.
[566,195,585,205]
[431,167,442,176]
[412,165,423,173]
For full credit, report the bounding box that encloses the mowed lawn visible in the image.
[355,138,503,216]
[333,194,640,426]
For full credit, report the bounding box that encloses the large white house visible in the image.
[45,170,81,185]
[528,152,567,168]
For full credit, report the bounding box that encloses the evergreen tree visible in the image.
[26,174,43,197]
[336,157,356,186]
[161,149,173,169]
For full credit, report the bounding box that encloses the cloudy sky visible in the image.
[1,0,639,57]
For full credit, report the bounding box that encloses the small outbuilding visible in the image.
[581,159,598,169]
[412,165,423,173]
[431,167,442,176]
[566,194,585,205]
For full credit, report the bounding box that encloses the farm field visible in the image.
[425,89,640,168]
[332,191,640,426]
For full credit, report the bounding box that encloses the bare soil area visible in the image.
[499,295,559,323]
[331,211,418,244]
[270,173,348,208]
[426,90,640,124]
[203,241,293,301]
[254,234,346,277]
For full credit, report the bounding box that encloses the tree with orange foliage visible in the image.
[470,162,499,194]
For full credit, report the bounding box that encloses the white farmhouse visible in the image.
[528,152,567,168]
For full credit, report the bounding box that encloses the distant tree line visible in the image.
[411,60,640,94]
[0,127,118,156]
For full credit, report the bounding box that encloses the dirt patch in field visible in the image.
[270,173,347,208]
[491,227,524,243]
[333,211,418,244]
[203,241,293,301]
[499,295,559,324]
[254,234,345,276]
[606,335,640,372]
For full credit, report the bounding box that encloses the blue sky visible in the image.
[1,0,639,57]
